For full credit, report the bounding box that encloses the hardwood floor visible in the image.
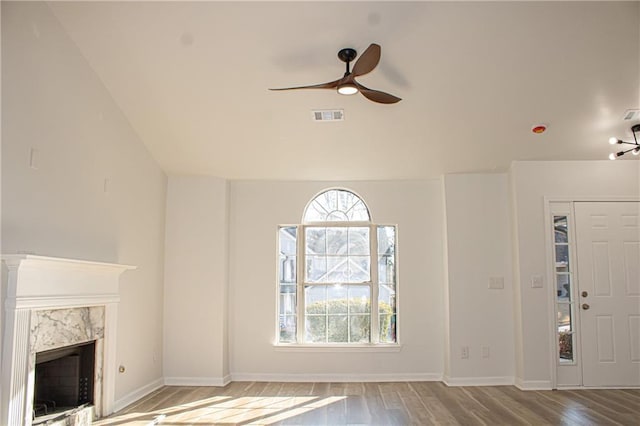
[96,382,640,425]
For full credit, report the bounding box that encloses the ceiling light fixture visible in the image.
[608,124,640,160]
[337,82,358,95]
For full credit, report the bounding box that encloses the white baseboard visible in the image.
[112,377,164,413]
[514,377,552,390]
[230,372,442,382]
[443,375,514,387]
[164,375,232,387]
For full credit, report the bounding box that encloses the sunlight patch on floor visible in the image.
[95,395,347,425]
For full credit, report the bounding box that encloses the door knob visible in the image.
[581,291,588,297]
[582,303,590,310]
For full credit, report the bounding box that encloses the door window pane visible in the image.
[556,274,571,301]
[559,332,574,363]
[554,216,568,243]
[555,245,570,272]
[557,304,573,333]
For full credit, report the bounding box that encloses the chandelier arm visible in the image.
[619,146,640,155]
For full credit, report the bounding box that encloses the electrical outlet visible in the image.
[481,345,490,359]
[461,346,469,359]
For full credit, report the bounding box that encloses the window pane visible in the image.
[378,255,395,284]
[305,228,326,255]
[554,216,568,243]
[305,316,326,343]
[377,226,395,255]
[555,245,569,272]
[557,304,572,333]
[349,286,371,313]
[380,314,396,343]
[278,227,298,343]
[305,227,371,284]
[305,286,326,314]
[328,315,348,342]
[559,332,574,363]
[348,227,370,255]
[303,189,371,223]
[279,290,296,315]
[349,315,370,343]
[280,257,296,283]
[327,285,348,314]
[306,256,327,283]
[279,227,297,255]
[556,274,571,301]
[326,256,348,282]
[349,256,371,282]
[347,200,370,222]
[304,285,371,343]
[379,284,396,343]
[326,227,347,255]
[379,285,396,313]
[279,315,296,343]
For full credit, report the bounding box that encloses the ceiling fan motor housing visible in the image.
[338,48,357,63]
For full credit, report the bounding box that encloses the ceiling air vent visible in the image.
[312,109,344,122]
[622,109,640,121]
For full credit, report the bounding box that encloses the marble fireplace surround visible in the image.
[1,255,134,426]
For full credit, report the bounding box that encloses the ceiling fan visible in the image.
[270,43,401,104]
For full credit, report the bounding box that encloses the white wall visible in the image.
[163,176,229,384]
[1,1,167,402]
[510,160,640,388]
[228,180,445,380]
[443,174,514,384]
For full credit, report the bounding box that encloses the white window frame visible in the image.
[275,189,400,350]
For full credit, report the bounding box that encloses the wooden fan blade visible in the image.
[356,82,402,104]
[269,79,341,91]
[352,44,381,77]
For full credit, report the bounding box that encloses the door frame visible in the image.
[544,196,640,389]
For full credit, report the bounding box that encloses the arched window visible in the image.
[278,189,397,345]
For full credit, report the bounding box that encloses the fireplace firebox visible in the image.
[33,341,96,421]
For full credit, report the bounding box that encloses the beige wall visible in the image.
[163,176,229,384]
[1,2,167,402]
[228,180,444,379]
[443,173,514,384]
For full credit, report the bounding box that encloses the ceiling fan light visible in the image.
[609,153,617,160]
[337,83,358,95]
[608,137,619,145]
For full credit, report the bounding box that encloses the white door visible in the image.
[575,201,640,387]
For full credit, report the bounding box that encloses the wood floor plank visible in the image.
[535,389,622,426]
[97,382,640,426]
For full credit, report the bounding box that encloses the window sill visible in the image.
[273,344,402,353]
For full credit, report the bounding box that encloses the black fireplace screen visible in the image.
[33,341,95,418]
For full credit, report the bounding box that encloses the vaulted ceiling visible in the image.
[48,1,640,180]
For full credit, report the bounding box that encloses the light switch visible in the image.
[531,275,544,288]
[488,276,504,289]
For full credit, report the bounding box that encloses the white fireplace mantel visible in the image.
[1,255,135,426]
